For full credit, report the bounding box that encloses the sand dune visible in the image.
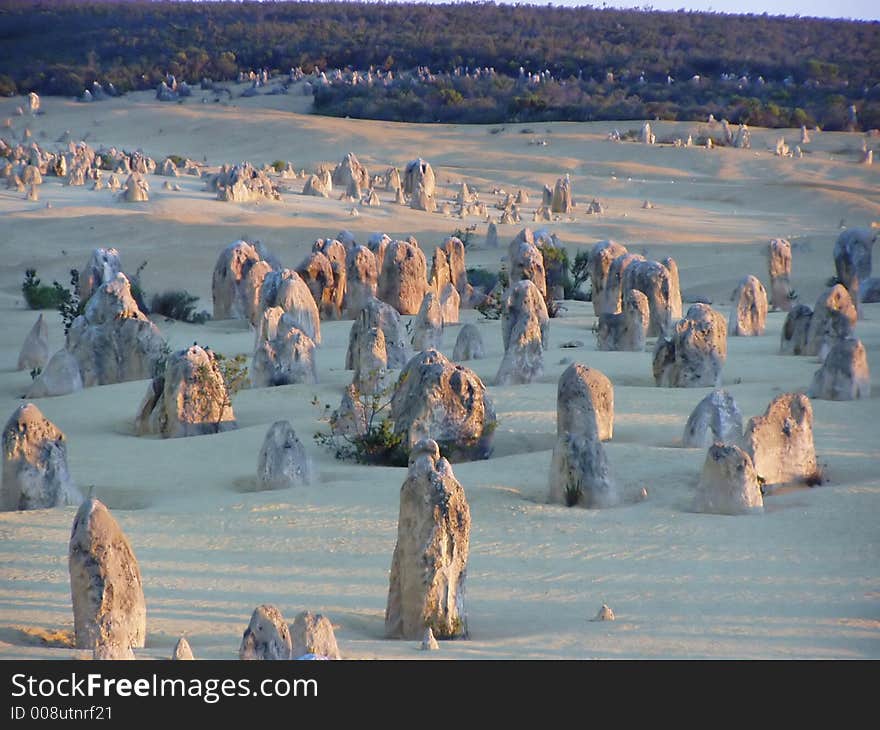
[0,88,878,659]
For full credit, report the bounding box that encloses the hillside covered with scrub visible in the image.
[1,0,878,129]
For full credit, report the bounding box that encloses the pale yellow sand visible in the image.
[0,86,878,659]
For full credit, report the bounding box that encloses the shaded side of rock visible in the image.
[452,323,484,361]
[239,604,292,660]
[596,289,649,351]
[495,279,549,385]
[808,337,871,400]
[548,432,617,508]
[412,291,443,352]
[682,389,743,448]
[17,313,49,371]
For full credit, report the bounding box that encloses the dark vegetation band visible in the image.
[0,1,878,129]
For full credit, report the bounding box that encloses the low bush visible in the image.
[149,290,210,323]
[312,378,409,467]
[22,269,65,310]
[466,267,499,293]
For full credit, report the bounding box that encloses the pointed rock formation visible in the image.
[692,443,763,515]
[78,247,123,302]
[377,239,429,315]
[298,250,344,321]
[495,279,549,386]
[556,363,614,442]
[2,403,80,511]
[291,611,341,659]
[486,222,499,248]
[599,252,645,316]
[808,337,870,400]
[331,152,370,192]
[391,349,497,461]
[257,420,314,490]
[834,227,875,305]
[622,257,683,336]
[67,273,166,387]
[344,245,379,318]
[768,238,794,311]
[507,231,547,299]
[242,259,274,326]
[410,183,435,212]
[172,637,194,660]
[17,313,49,371]
[403,158,436,199]
[122,173,149,202]
[302,172,331,197]
[420,627,440,650]
[438,283,460,325]
[26,349,83,399]
[239,605,292,660]
[412,291,443,351]
[550,174,573,214]
[385,439,470,640]
[69,498,146,650]
[452,323,485,361]
[346,297,410,371]
[743,393,817,486]
[729,274,768,336]
[653,304,727,387]
[597,289,649,351]
[682,389,743,448]
[779,304,813,355]
[259,269,321,344]
[548,431,616,508]
[589,240,629,316]
[212,240,263,320]
[348,324,388,395]
[805,284,857,360]
[135,345,237,438]
[442,236,472,305]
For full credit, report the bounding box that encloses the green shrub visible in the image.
[22,269,65,310]
[564,478,582,507]
[313,376,409,467]
[23,268,84,334]
[193,349,248,431]
[569,249,591,300]
[129,260,149,313]
[476,285,504,320]
[56,269,84,335]
[214,352,249,399]
[270,159,287,173]
[466,267,499,293]
[451,224,477,249]
[149,290,210,323]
